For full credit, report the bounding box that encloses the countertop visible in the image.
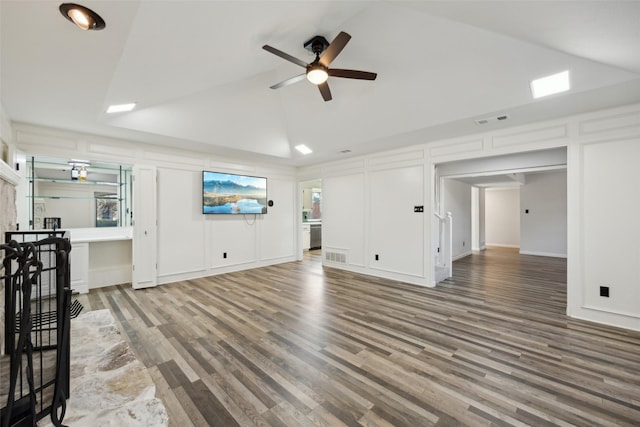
[68,227,133,243]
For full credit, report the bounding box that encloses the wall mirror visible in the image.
[26,156,132,229]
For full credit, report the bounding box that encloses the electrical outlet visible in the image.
[375,254,379,261]
[600,286,609,297]
[223,252,227,259]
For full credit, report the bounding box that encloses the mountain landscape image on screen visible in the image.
[203,172,267,214]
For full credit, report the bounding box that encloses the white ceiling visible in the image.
[2,1,640,167]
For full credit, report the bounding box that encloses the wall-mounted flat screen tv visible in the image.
[202,171,267,214]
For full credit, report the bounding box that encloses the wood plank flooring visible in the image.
[76,248,640,426]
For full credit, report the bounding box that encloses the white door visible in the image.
[132,165,157,289]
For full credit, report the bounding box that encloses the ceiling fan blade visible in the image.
[319,31,351,67]
[270,74,306,89]
[329,69,377,80]
[318,82,332,102]
[262,45,307,68]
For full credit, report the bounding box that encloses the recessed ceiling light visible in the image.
[106,103,136,113]
[530,70,570,99]
[59,3,106,31]
[295,144,312,155]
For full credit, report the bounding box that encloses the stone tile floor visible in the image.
[38,309,168,426]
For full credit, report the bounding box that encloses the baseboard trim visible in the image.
[453,251,473,261]
[486,243,520,248]
[519,250,567,258]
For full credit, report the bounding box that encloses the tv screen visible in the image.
[202,171,267,214]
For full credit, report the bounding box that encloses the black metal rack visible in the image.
[1,231,79,427]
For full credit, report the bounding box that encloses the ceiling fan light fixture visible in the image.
[307,66,329,85]
[59,3,106,31]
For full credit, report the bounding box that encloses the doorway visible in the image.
[300,179,322,256]
[434,148,568,292]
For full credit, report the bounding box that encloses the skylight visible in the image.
[106,103,136,113]
[530,71,570,99]
[295,144,312,155]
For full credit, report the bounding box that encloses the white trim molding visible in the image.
[0,160,19,185]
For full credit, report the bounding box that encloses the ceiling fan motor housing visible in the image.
[304,36,330,55]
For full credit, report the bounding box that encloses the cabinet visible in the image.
[302,224,311,250]
[132,165,157,289]
[69,242,89,294]
[26,156,132,230]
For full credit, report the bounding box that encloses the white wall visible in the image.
[570,136,640,330]
[443,179,472,259]
[370,165,424,276]
[520,171,567,257]
[0,102,17,225]
[157,168,206,277]
[485,187,520,248]
[307,150,430,287]
[0,102,13,157]
[478,187,486,250]
[0,103,14,356]
[471,187,487,251]
[322,173,366,267]
[258,176,296,261]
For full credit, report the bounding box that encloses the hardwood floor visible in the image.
[77,248,640,426]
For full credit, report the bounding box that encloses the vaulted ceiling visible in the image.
[2,1,640,166]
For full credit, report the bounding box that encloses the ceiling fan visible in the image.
[263,31,377,102]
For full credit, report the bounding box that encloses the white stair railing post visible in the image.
[433,211,453,281]
[440,216,446,267]
[433,212,444,267]
[446,211,453,278]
